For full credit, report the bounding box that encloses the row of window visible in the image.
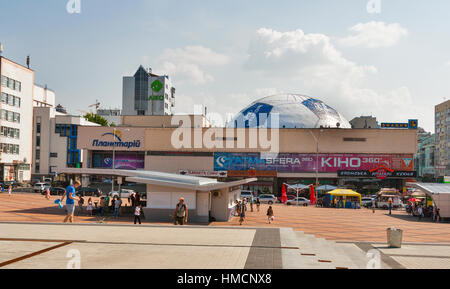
[0,143,19,155]
[0,126,20,139]
[1,75,21,92]
[1,92,21,108]
[0,109,20,123]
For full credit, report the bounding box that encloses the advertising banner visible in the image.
[93,153,145,170]
[214,153,414,173]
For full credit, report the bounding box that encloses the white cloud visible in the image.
[156,46,229,85]
[246,28,376,78]
[339,22,408,48]
[243,27,418,126]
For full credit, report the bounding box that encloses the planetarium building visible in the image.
[72,93,417,208]
[229,94,351,129]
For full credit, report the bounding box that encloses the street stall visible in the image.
[324,189,361,209]
[406,182,450,221]
[285,183,309,206]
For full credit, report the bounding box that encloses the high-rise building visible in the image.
[122,66,175,116]
[435,100,450,177]
[0,56,34,182]
[349,116,379,129]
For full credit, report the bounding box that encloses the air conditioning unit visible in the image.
[212,191,222,198]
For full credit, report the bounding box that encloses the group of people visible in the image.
[234,197,274,225]
[406,202,441,222]
[56,180,145,224]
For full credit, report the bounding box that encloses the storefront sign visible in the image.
[381,119,418,129]
[338,170,417,178]
[179,170,227,178]
[227,170,277,177]
[214,153,414,173]
[78,127,146,151]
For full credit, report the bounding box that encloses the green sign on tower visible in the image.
[151,79,163,92]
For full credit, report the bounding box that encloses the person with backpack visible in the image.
[174,197,188,225]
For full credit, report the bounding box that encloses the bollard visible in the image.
[387,227,403,248]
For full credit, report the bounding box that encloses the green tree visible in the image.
[84,113,109,126]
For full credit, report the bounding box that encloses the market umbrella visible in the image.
[316,185,338,191]
[281,184,288,204]
[408,198,422,203]
[310,185,317,205]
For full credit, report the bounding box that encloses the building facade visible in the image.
[97,108,121,126]
[74,123,418,196]
[415,132,435,181]
[32,107,99,182]
[0,56,34,182]
[435,100,450,177]
[122,66,175,116]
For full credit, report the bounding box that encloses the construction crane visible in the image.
[88,100,101,113]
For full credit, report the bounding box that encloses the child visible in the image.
[267,206,274,224]
[87,197,93,216]
[134,204,142,225]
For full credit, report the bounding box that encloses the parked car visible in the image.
[76,187,102,197]
[41,187,66,196]
[286,197,310,206]
[361,197,375,207]
[109,189,136,199]
[34,183,51,193]
[240,190,254,200]
[258,194,277,204]
[4,181,21,188]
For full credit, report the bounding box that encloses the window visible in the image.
[35,163,40,173]
[7,111,13,122]
[1,76,7,87]
[50,153,58,158]
[36,136,40,147]
[36,150,40,160]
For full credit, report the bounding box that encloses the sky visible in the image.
[1,0,449,132]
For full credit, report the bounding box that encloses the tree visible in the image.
[84,113,108,127]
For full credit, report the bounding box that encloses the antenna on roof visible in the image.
[0,43,3,56]
[26,55,30,68]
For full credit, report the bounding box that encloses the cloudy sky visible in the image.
[1,0,449,132]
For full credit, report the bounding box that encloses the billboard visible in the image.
[214,153,414,173]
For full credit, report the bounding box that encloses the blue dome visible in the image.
[228,94,351,129]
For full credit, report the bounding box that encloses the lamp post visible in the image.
[309,129,324,204]
[111,128,116,195]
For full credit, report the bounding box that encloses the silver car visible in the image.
[257,194,277,204]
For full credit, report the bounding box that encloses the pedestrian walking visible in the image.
[113,197,122,218]
[372,198,376,213]
[99,197,106,216]
[173,197,188,225]
[388,198,393,216]
[61,180,81,223]
[134,204,142,225]
[8,185,12,197]
[250,197,254,212]
[418,206,424,221]
[105,195,110,213]
[267,206,274,224]
[45,187,51,200]
[239,202,246,226]
[256,198,261,212]
[436,208,441,223]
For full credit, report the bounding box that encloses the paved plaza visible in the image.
[1,193,450,269]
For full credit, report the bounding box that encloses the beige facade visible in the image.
[435,100,450,176]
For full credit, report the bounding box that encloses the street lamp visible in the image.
[111,127,116,195]
[309,129,324,203]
